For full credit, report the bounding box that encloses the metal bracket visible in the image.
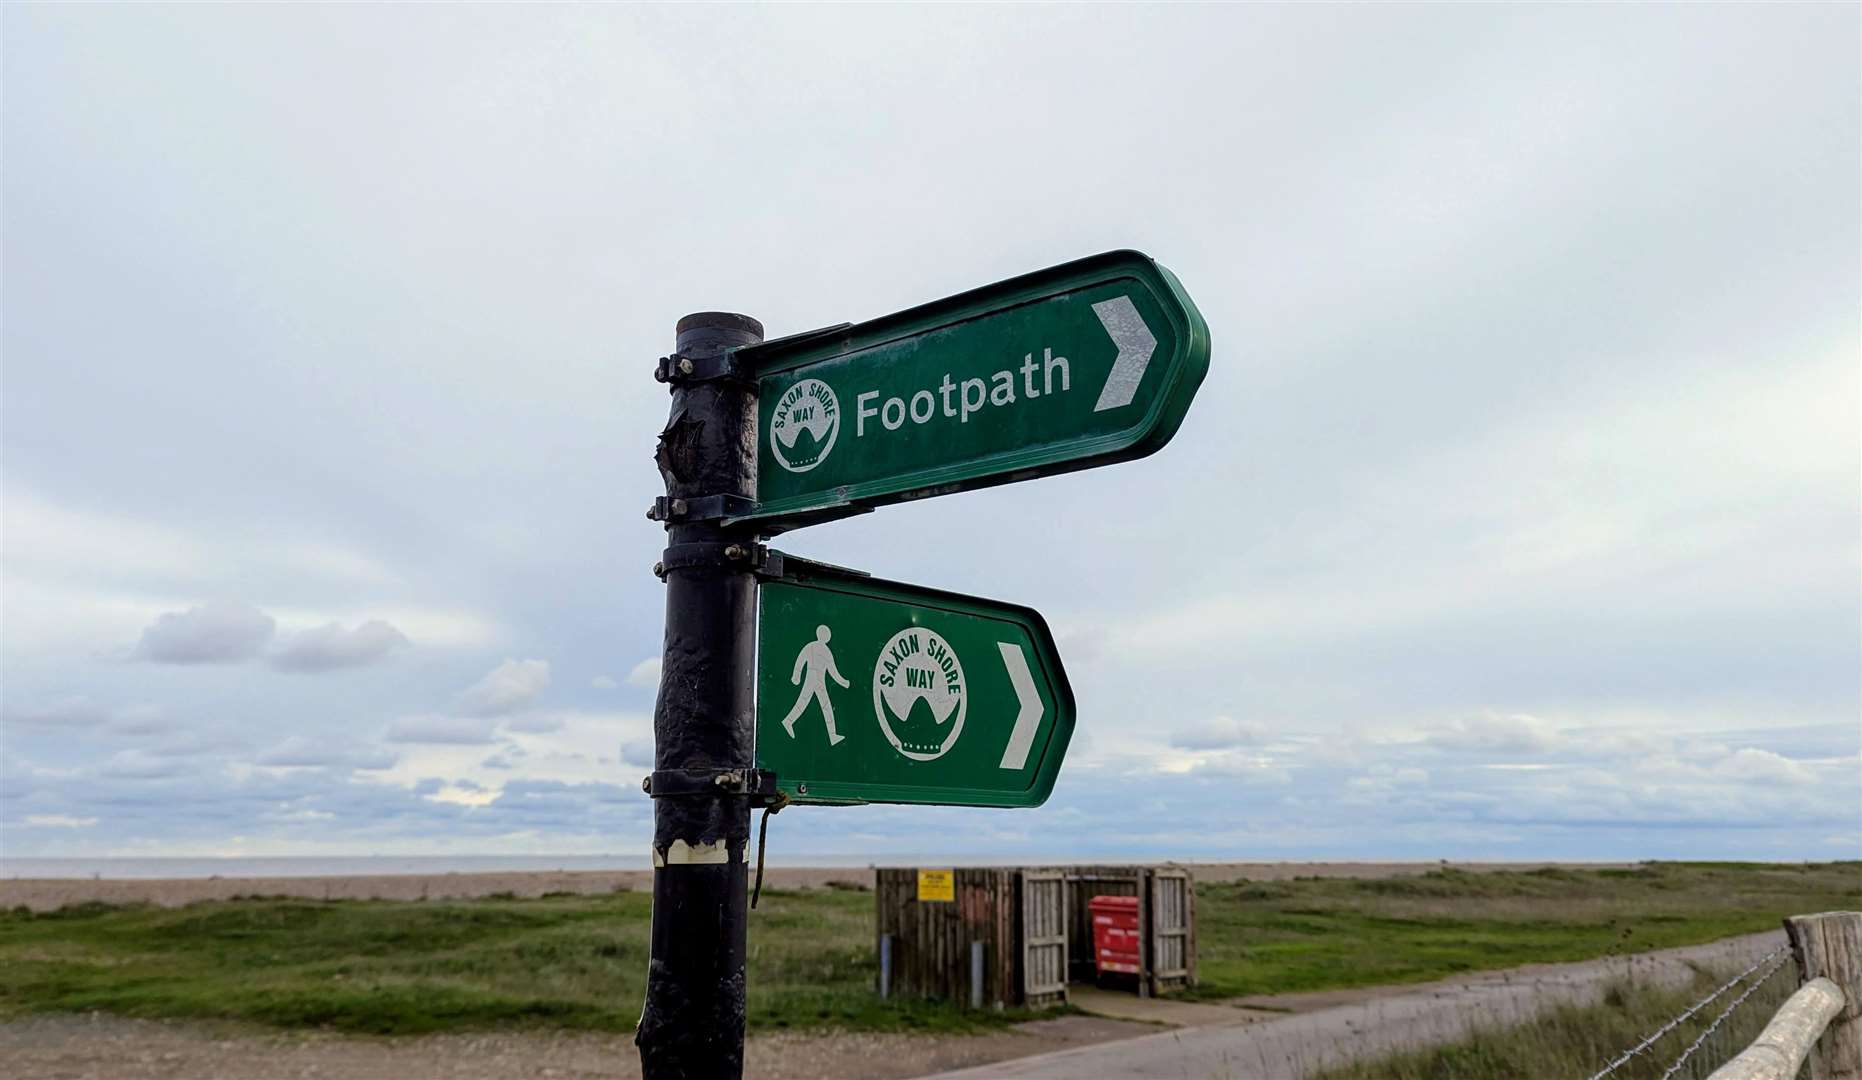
[723,502,876,535]
[749,547,788,581]
[653,351,749,385]
[654,541,768,580]
[651,545,870,583]
[642,767,779,804]
[756,549,871,582]
[647,493,758,524]
[656,323,853,386]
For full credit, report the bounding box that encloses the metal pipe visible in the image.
[636,312,765,1079]
[971,940,985,1009]
[880,934,893,1000]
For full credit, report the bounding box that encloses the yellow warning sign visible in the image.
[917,868,955,902]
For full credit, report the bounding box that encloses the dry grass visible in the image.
[1308,960,1807,1080]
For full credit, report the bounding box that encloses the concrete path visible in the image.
[1067,985,1267,1028]
[920,931,1785,1080]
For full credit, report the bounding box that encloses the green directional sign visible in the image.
[754,556,1074,807]
[740,249,1209,523]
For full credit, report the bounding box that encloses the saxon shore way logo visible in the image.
[872,627,966,762]
[769,378,840,473]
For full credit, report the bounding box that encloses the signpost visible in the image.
[741,249,1209,524]
[640,250,1206,1079]
[754,556,1073,808]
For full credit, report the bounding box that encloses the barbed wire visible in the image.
[1586,945,1787,1080]
[1656,951,1793,1080]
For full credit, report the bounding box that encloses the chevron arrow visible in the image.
[996,641,1042,770]
[1091,294,1158,412]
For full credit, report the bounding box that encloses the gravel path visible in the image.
[920,930,1787,1079]
[0,1012,1156,1080]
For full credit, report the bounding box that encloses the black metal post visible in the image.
[637,311,764,1078]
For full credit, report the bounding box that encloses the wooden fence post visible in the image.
[1787,911,1862,1080]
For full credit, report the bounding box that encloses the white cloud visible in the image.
[269,619,411,672]
[1083,346,1859,675]
[503,714,564,734]
[2,488,403,590]
[106,705,173,736]
[368,609,499,649]
[620,738,656,767]
[101,750,189,780]
[427,784,499,807]
[0,490,433,662]
[1,488,205,583]
[268,606,501,650]
[1170,715,1266,751]
[24,814,99,828]
[135,601,276,664]
[590,675,618,690]
[269,543,400,587]
[626,658,661,689]
[3,697,110,727]
[1427,713,1563,755]
[1186,755,1293,784]
[0,578,179,660]
[385,715,500,745]
[362,709,652,797]
[1708,748,1818,787]
[255,736,395,770]
[458,659,551,717]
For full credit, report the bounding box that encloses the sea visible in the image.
[0,856,651,880]
[0,853,1021,880]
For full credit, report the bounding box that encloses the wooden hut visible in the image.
[874,864,1196,1008]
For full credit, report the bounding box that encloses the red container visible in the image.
[1089,894,1141,975]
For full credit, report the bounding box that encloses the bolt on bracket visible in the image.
[647,493,758,524]
[654,540,765,580]
[643,767,780,803]
[653,351,749,385]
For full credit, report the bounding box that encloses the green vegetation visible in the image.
[1190,861,1860,999]
[0,886,1022,1036]
[1310,964,1805,1080]
[1,861,1853,1037]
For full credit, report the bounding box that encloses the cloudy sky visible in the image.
[3,5,1856,864]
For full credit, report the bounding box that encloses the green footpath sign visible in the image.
[740,249,1209,522]
[754,557,1073,807]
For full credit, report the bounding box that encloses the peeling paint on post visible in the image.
[637,312,764,1079]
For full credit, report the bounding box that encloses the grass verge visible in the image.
[1189,861,1860,999]
[0,886,1033,1036]
[1308,961,1805,1080]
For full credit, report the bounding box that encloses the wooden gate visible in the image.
[1020,869,1068,1006]
[1148,867,1195,994]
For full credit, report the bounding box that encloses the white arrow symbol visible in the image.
[1091,295,1158,412]
[996,642,1042,770]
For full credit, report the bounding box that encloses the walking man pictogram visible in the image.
[780,624,850,745]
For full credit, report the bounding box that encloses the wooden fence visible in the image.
[874,864,1197,1008]
[1707,911,1860,1080]
[874,868,1021,1009]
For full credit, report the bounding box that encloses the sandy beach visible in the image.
[0,861,1632,912]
